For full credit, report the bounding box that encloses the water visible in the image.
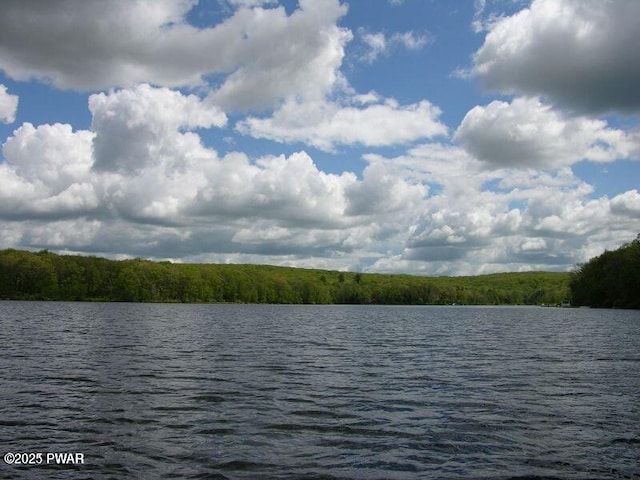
[1,302,639,479]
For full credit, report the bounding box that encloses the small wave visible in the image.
[266,422,420,441]
[191,393,226,403]
[194,428,235,435]
[166,423,194,430]
[187,473,231,479]
[505,476,563,480]
[0,419,31,427]
[87,416,157,425]
[212,460,274,471]
[151,405,203,412]
[51,375,101,384]
[291,409,359,420]
[612,437,640,445]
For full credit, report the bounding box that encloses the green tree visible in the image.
[570,236,640,309]
[114,266,142,302]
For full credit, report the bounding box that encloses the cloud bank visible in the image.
[0,82,637,274]
[1,85,427,267]
[0,0,638,275]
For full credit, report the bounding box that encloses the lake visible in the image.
[1,302,639,479]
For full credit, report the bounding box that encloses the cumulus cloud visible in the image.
[345,161,426,216]
[237,96,447,151]
[0,85,18,123]
[610,189,640,217]
[364,145,639,275]
[456,97,636,168]
[1,0,638,276]
[2,84,638,274]
[0,84,426,265]
[471,0,640,113]
[89,84,226,173]
[0,0,350,111]
[188,151,358,228]
[0,123,96,218]
[207,0,352,110]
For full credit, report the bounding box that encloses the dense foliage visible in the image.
[570,236,640,309]
[0,249,570,305]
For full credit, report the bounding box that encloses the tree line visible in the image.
[0,248,570,305]
[570,236,640,309]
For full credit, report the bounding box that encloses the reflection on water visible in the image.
[1,303,639,479]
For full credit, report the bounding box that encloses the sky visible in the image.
[0,0,639,276]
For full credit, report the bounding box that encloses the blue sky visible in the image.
[0,0,638,275]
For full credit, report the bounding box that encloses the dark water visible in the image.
[1,303,639,479]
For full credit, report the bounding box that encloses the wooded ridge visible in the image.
[0,249,571,305]
[570,236,640,309]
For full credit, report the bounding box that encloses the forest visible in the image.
[0,248,570,305]
[570,236,640,309]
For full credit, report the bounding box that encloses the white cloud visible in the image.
[237,96,447,151]
[2,123,94,188]
[207,0,352,110]
[226,0,277,7]
[1,0,637,278]
[471,0,487,33]
[392,31,430,51]
[456,97,636,169]
[2,87,638,274]
[359,28,429,63]
[0,0,200,88]
[0,0,350,111]
[0,122,96,218]
[89,84,226,173]
[352,91,382,105]
[363,145,639,275]
[0,85,18,123]
[610,189,640,217]
[0,84,429,265]
[360,31,387,63]
[345,161,426,216]
[189,151,357,228]
[471,0,640,113]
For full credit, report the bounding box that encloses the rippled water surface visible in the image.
[1,302,639,479]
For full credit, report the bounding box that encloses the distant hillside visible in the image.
[570,236,640,309]
[0,249,570,305]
